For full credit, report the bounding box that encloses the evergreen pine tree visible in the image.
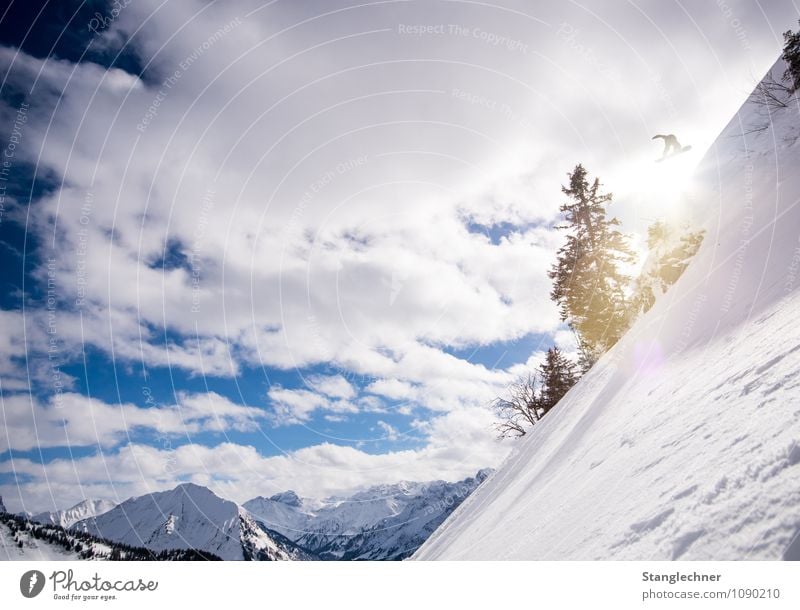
[548,165,636,363]
[783,20,800,92]
[538,346,577,414]
[629,221,705,316]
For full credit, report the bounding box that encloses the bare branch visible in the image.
[491,373,543,439]
[748,72,793,109]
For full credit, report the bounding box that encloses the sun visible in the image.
[634,150,697,202]
[612,146,702,230]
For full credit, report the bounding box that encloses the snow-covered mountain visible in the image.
[0,512,220,561]
[75,483,309,560]
[3,471,488,561]
[245,470,491,560]
[415,59,800,560]
[243,490,317,540]
[32,499,116,529]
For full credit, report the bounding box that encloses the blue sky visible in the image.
[0,0,795,513]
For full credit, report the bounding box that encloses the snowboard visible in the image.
[656,145,692,162]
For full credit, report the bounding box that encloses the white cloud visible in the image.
[376,420,399,442]
[0,0,792,513]
[0,2,572,399]
[306,374,356,399]
[0,403,508,513]
[176,391,266,432]
[365,378,418,401]
[0,310,30,392]
[266,386,357,426]
[0,391,267,452]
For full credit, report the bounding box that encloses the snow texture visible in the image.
[415,60,800,561]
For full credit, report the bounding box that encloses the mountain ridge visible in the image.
[74,482,308,560]
[32,498,116,529]
[1,511,221,561]
[244,469,492,560]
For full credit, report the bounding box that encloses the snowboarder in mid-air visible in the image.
[652,134,691,161]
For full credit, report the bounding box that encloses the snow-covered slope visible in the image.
[245,470,490,559]
[0,512,222,560]
[75,483,306,560]
[415,60,800,560]
[32,499,116,529]
[1,518,82,561]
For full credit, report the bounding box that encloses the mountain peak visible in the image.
[269,490,302,507]
[475,468,494,481]
[174,481,213,493]
[167,482,223,503]
[75,483,301,560]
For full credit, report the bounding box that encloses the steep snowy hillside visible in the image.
[32,499,116,529]
[415,60,800,561]
[76,483,308,560]
[245,471,490,559]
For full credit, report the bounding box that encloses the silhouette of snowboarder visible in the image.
[652,134,690,160]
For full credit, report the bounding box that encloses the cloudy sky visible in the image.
[0,0,796,512]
